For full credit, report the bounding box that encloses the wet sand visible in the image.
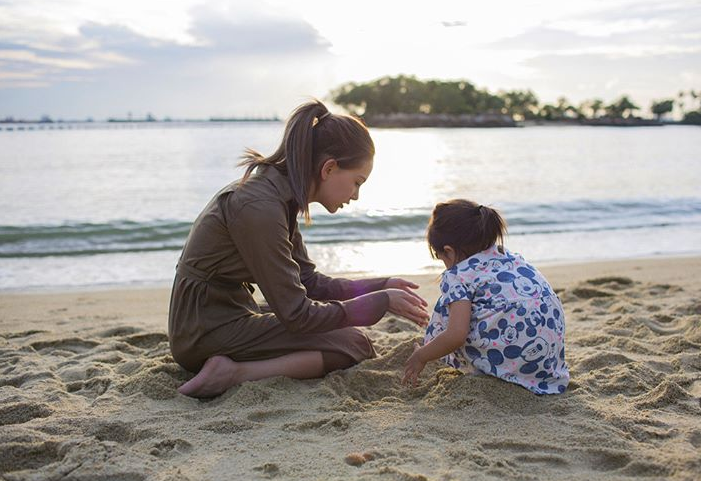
[1,256,700,480]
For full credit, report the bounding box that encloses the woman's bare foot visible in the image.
[178,355,242,398]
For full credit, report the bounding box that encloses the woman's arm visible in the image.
[289,220,387,299]
[289,219,426,308]
[227,199,389,333]
[403,300,472,386]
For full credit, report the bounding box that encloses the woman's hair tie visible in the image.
[316,112,331,125]
[312,110,331,127]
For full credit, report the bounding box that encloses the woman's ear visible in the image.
[319,158,338,180]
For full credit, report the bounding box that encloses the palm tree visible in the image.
[606,96,640,118]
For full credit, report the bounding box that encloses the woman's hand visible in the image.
[403,342,426,387]
[385,277,428,308]
[386,288,430,327]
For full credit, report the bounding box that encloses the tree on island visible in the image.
[332,75,506,117]
[578,98,605,119]
[331,76,664,124]
[604,96,640,118]
[676,89,701,125]
[651,99,674,120]
[499,89,540,120]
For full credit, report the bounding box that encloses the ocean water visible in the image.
[1,122,700,291]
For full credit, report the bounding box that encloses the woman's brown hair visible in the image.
[239,99,375,222]
[427,199,507,260]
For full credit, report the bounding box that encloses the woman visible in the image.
[169,100,430,397]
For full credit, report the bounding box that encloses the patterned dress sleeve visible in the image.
[439,267,476,306]
[423,267,476,369]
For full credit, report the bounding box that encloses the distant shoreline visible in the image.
[1,117,693,131]
[362,113,677,128]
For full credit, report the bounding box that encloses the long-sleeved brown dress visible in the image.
[168,165,390,372]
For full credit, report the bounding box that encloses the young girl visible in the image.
[403,199,569,394]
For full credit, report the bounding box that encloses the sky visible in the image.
[1,0,699,120]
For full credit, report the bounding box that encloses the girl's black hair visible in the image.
[427,199,507,260]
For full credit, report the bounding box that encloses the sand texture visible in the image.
[1,257,700,480]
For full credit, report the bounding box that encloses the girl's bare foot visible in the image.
[177,355,242,398]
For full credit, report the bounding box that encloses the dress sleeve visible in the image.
[227,198,389,333]
[439,267,476,307]
[289,218,389,301]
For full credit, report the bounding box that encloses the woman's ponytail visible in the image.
[283,102,329,214]
[239,99,373,223]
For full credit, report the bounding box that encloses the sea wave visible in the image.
[1,198,700,258]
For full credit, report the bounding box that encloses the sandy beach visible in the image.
[1,255,700,480]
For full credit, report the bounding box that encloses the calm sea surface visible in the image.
[1,122,700,291]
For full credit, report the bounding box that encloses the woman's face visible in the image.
[313,158,373,214]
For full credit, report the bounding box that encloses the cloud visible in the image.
[488,27,594,51]
[0,5,335,118]
[187,6,331,54]
[522,49,701,105]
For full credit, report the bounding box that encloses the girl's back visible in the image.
[428,245,570,395]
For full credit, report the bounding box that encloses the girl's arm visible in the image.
[403,300,472,386]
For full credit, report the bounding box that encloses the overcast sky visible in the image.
[1,0,699,119]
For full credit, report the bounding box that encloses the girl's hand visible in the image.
[403,342,426,387]
[385,289,430,327]
[385,278,428,308]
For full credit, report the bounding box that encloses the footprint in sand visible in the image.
[513,453,569,467]
[198,419,256,434]
[575,352,635,372]
[4,330,47,339]
[0,371,58,389]
[571,287,614,299]
[253,462,280,477]
[149,438,193,458]
[30,338,99,354]
[89,420,155,444]
[586,277,634,288]
[97,326,141,338]
[122,333,169,349]
[0,436,62,473]
[246,409,295,422]
[482,441,633,472]
[283,414,352,433]
[0,402,53,426]
[633,380,693,409]
[675,301,701,316]
[583,448,632,472]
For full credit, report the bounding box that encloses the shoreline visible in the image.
[2,255,700,335]
[2,252,700,297]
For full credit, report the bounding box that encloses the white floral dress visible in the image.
[424,245,570,395]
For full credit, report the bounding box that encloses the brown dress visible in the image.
[168,165,390,372]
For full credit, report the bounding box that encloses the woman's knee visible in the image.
[343,327,376,361]
[321,351,356,373]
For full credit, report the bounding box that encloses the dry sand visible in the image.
[1,256,700,480]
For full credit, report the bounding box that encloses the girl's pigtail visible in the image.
[479,206,507,252]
